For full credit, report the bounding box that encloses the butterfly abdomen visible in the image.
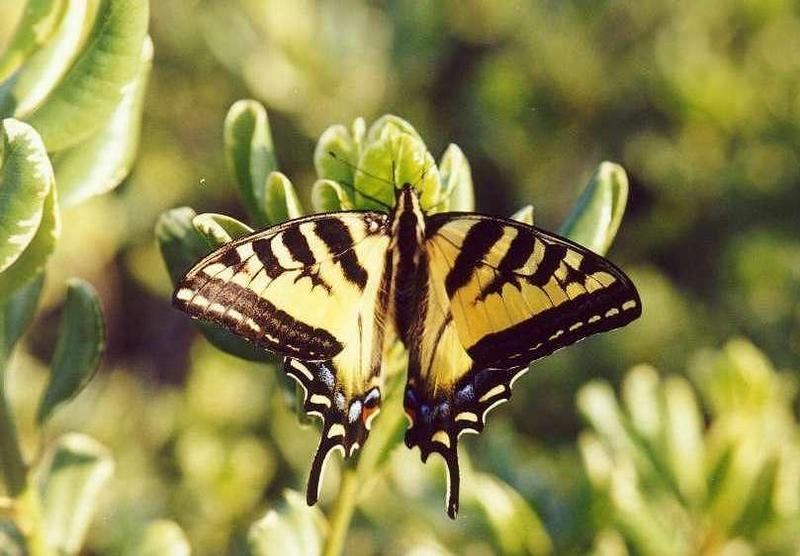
[390,184,427,344]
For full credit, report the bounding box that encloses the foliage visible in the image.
[2,0,799,554]
[580,339,800,555]
[0,1,150,554]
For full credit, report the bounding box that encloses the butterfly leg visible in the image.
[283,357,381,505]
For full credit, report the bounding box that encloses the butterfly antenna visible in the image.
[326,152,392,210]
[327,151,396,187]
[337,179,392,210]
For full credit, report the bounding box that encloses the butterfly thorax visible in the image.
[389,184,427,345]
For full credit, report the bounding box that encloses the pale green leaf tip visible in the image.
[264,171,303,223]
[511,205,534,225]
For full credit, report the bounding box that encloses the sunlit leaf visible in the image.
[467,471,553,555]
[560,162,629,256]
[357,130,439,210]
[40,433,114,556]
[439,143,474,212]
[1,0,87,118]
[264,171,303,224]
[313,119,363,186]
[310,178,352,213]
[224,99,277,226]
[0,118,54,273]
[0,182,59,302]
[25,0,149,152]
[3,272,44,351]
[0,0,66,84]
[37,278,105,424]
[156,207,271,362]
[125,520,191,556]
[193,213,254,247]
[53,36,153,207]
[248,490,328,556]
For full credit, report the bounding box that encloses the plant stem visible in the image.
[0,313,50,556]
[0,315,27,497]
[322,466,359,556]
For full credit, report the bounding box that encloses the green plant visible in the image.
[0,1,151,554]
[579,339,800,555]
[158,102,632,555]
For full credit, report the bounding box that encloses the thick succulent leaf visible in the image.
[364,114,422,145]
[37,278,106,424]
[125,520,191,556]
[0,118,54,273]
[439,143,474,212]
[510,204,534,225]
[192,213,254,247]
[313,118,365,186]
[156,208,271,362]
[3,272,45,351]
[560,162,629,256]
[223,99,277,226]
[1,0,87,118]
[53,36,152,207]
[24,0,149,152]
[0,181,59,302]
[0,0,67,84]
[310,178,352,213]
[248,490,328,556]
[263,171,303,224]
[356,131,440,210]
[468,471,553,555]
[40,434,114,556]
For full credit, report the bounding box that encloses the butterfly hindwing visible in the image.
[404,213,641,517]
[174,211,392,504]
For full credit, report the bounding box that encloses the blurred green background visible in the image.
[2,1,799,554]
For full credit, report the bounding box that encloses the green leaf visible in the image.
[467,471,553,556]
[53,35,152,207]
[510,204,534,225]
[264,171,303,224]
[439,143,474,212]
[313,118,364,186]
[1,0,88,118]
[560,162,629,256]
[0,520,26,556]
[0,118,54,273]
[0,180,59,302]
[24,0,150,152]
[40,433,114,555]
[3,272,44,351]
[125,520,191,556]
[224,99,278,226]
[156,208,271,362]
[36,278,105,424]
[364,114,422,145]
[0,0,67,84]
[311,179,353,213]
[192,213,254,247]
[248,490,328,556]
[356,130,439,210]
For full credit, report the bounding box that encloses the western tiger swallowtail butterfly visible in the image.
[173,165,641,518]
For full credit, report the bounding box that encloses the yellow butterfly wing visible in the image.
[404,213,641,517]
[173,211,391,504]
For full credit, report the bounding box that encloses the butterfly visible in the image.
[173,176,641,518]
